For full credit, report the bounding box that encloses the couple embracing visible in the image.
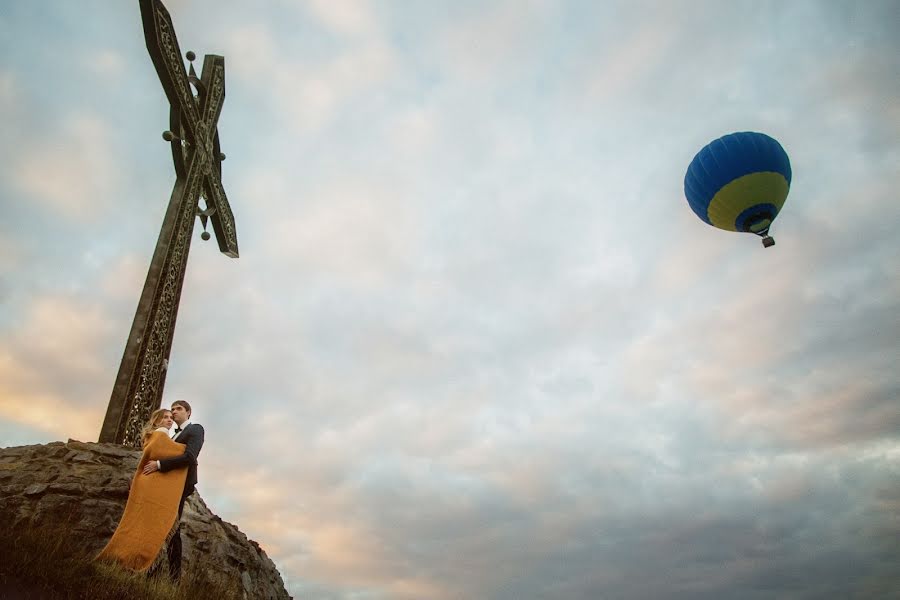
[96,400,204,581]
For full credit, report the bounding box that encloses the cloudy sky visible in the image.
[1,0,898,597]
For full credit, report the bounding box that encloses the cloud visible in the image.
[98,253,150,301]
[0,234,21,276]
[581,7,681,106]
[0,384,99,445]
[0,70,18,115]
[625,243,900,452]
[436,0,551,83]
[214,419,898,599]
[0,295,118,442]
[253,173,422,290]
[387,107,439,158]
[11,114,118,220]
[226,14,395,133]
[305,0,380,39]
[83,50,127,77]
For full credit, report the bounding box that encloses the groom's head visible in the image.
[171,400,192,425]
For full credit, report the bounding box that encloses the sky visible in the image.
[1,0,898,598]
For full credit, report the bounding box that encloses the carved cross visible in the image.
[99,0,239,447]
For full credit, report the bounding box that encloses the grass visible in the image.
[0,521,241,600]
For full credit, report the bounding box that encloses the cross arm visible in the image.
[139,0,200,141]
[203,165,239,258]
[198,54,226,138]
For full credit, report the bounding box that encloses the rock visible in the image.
[0,440,291,600]
[47,482,84,495]
[23,483,48,496]
[64,450,96,463]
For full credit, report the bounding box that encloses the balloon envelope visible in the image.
[684,131,791,237]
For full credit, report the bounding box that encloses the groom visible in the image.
[143,399,205,580]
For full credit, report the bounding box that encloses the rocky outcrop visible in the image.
[0,440,290,599]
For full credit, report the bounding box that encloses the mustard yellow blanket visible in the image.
[96,431,188,572]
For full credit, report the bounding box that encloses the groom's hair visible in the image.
[172,400,192,415]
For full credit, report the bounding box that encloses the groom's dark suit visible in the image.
[160,422,204,509]
[158,421,204,580]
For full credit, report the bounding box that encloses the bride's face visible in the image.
[159,411,174,430]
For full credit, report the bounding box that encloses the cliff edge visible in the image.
[0,440,291,599]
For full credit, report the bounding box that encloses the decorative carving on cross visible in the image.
[145,0,238,257]
[99,0,239,447]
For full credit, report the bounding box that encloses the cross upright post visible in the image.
[99,0,239,447]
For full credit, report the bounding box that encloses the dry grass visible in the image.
[0,522,240,600]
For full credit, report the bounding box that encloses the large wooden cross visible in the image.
[99,0,238,447]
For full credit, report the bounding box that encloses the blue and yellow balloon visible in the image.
[684,131,791,248]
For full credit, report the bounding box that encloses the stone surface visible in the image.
[0,440,290,600]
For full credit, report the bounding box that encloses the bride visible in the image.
[96,408,188,572]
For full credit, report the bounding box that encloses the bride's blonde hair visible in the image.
[141,408,172,446]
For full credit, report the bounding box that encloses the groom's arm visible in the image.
[158,425,205,472]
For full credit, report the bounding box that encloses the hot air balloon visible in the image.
[684,131,791,248]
